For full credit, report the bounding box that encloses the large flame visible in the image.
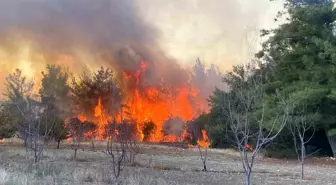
[76,60,207,142]
[93,98,112,140]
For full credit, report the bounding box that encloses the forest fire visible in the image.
[75,59,208,143]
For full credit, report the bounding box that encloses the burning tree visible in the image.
[71,66,123,140]
[142,121,156,142]
[197,129,210,172]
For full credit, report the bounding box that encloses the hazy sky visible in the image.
[0,0,284,96]
[136,0,284,71]
[0,0,284,73]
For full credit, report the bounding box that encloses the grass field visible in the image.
[0,140,335,185]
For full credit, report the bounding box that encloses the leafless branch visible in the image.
[289,102,317,180]
[221,62,290,185]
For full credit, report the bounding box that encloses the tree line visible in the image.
[197,0,336,158]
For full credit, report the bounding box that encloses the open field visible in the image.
[0,141,335,185]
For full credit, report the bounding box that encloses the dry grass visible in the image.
[0,142,335,185]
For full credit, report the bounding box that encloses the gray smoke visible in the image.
[0,0,188,89]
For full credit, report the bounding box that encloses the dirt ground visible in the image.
[0,141,335,185]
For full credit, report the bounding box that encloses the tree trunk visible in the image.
[57,140,60,149]
[202,161,207,172]
[34,142,38,163]
[245,171,251,185]
[301,141,305,180]
[91,140,95,150]
[325,129,336,157]
[74,148,78,159]
[301,161,304,180]
[23,137,27,147]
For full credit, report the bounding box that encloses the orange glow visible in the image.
[93,97,112,140]
[197,130,210,148]
[162,135,178,142]
[77,60,208,142]
[78,114,87,122]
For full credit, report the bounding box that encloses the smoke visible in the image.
[137,0,283,70]
[163,117,185,137]
[0,0,282,100]
[0,0,189,94]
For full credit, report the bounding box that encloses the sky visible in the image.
[136,0,284,71]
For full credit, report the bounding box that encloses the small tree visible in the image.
[215,62,290,185]
[197,129,210,172]
[3,69,34,145]
[106,119,126,181]
[14,97,54,163]
[116,119,139,165]
[67,118,96,159]
[289,104,317,180]
[49,116,69,149]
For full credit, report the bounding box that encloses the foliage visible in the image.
[0,101,17,139]
[188,113,210,145]
[71,66,122,119]
[257,0,336,156]
[39,65,71,145]
[3,68,34,102]
[208,61,290,185]
[3,69,35,143]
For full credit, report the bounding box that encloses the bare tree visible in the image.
[67,118,96,159]
[119,119,140,165]
[197,130,210,172]
[220,62,290,185]
[106,119,126,181]
[14,97,55,163]
[198,145,208,172]
[192,123,210,172]
[289,105,317,180]
[125,137,140,165]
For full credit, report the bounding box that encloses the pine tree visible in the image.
[39,64,71,148]
[258,0,336,156]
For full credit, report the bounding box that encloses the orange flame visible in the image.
[78,114,87,122]
[197,130,210,148]
[77,60,208,142]
[93,97,112,140]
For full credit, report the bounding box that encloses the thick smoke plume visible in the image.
[0,0,189,94]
